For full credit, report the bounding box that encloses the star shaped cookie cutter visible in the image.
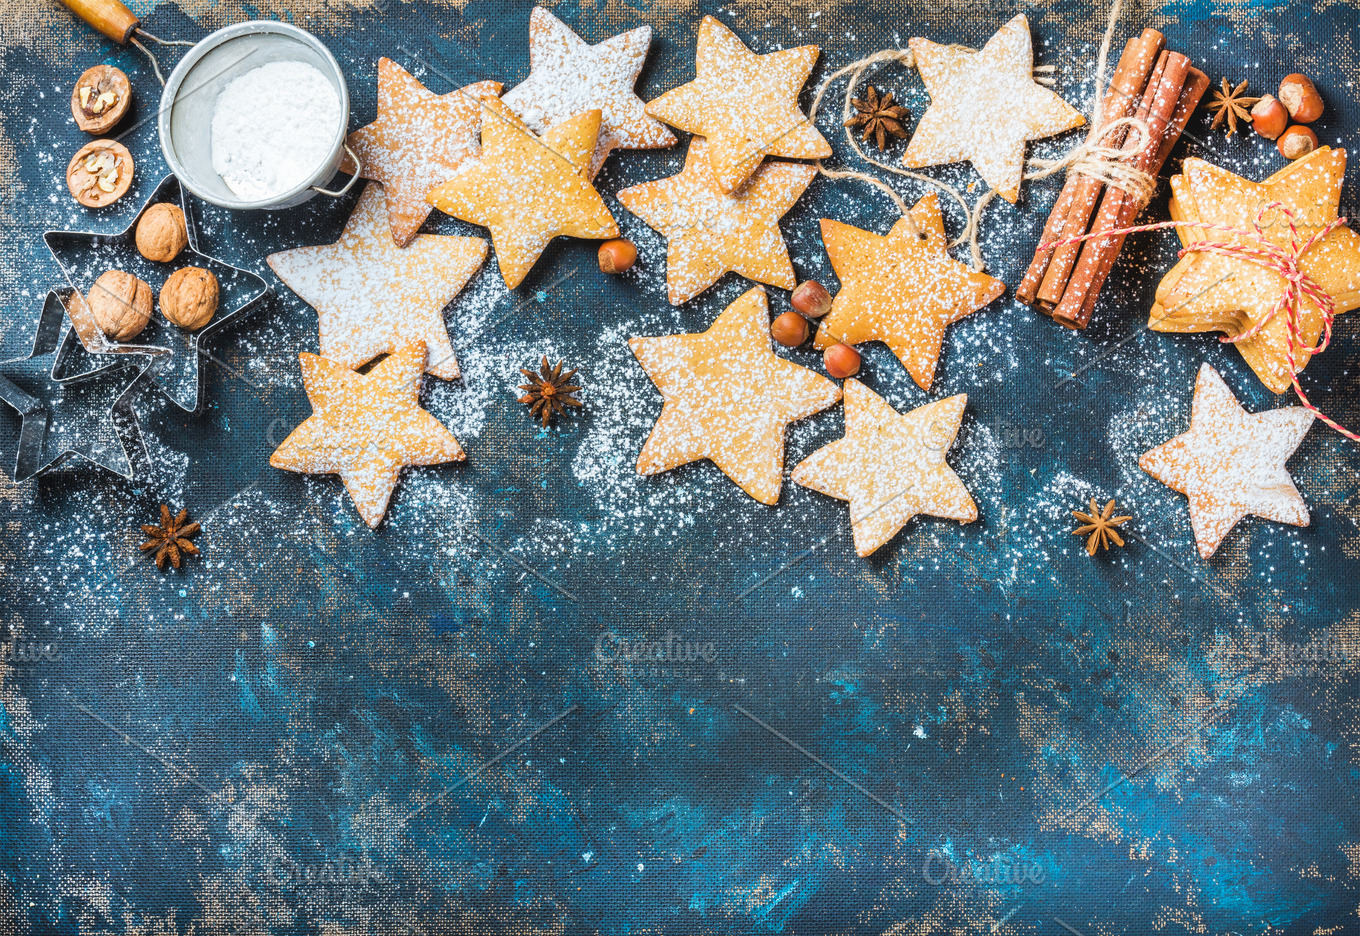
[45,174,271,412]
[0,288,152,482]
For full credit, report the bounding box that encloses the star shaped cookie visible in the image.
[792,381,976,557]
[644,15,831,194]
[343,58,501,246]
[501,7,675,179]
[617,137,816,304]
[904,14,1085,202]
[270,342,466,529]
[427,101,619,288]
[1151,147,1360,394]
[267,182,487,380]
[1139,364,1314,558]
[812,194,1006,391]
[629,285,841,504]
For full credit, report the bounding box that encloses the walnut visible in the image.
[135,204,189,263]
[67,140,133,208]
[71,65,131,134]
[88,270,152,342]
[160,267,219,331]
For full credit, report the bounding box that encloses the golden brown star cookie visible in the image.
[427,100,619,288]
[644,15,831,194]
[904,14,1085,202]
[812,194,1006,391]
[267,182,488,380]
[629,285,841,504]
[270,342,467,529]
[792,381,976,557]
[1152,147,1360,393]
[501,7,675,178]
[616,136,816,304]
[343,58,501,246]
[1139,364,1314,558]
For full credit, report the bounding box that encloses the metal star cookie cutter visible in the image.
[45,174,271,413]
[0,288,153,482]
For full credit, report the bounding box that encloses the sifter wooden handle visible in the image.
[60,0,139,45]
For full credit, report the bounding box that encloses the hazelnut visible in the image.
[88,270,152,342]
[1278,74,1323,123]
[135,204,189,263]
[71,65,131,134]
[66,140,133,208]
[791,280,833,318]
[1250,95,1288,140]
[598,238,637,274]
[1278,125,1319,161]
[160,267,220,331]
[770,311,809,347]
[823,342,861,379]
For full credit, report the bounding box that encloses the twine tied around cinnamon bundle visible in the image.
[1038,201,1358,441]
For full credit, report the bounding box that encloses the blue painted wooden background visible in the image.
[2,0,1359,932]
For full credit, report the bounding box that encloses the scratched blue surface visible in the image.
[2,0,1360,933]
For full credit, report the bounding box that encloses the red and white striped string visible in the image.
[1040,200,1358,441]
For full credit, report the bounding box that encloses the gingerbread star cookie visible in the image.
[427,100,619,288]
[1152,147,1360,394]
[343,58,501,246]
[1139,364,1314,558]
[904,14,1085,202]
[501,7,675,179]
[792,381,976,557]
[270,343,466,529]
[644,15,831,194]
[617,137,816,305]
[812,194,1006,391]
[630,285,841,504]
[267,183,487,380]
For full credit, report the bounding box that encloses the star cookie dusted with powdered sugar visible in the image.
[343,59,501,246]
[427,100,619,288]
[267,183,487,380]
[644,15,831,194]
[270,343,466,529]
[630,286,841,504]
[792,381,976,557]
[617,137,816,305]
[1151,147,1360,394]
[1139,364,1314,559]
[812,194,1005,391]
[904,14,1085,202]
[502,7,675,179]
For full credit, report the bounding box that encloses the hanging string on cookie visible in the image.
[809,0,1155,272]
[1039,202,1359,442]
[965,0,1160,271]
[808,48,973,247]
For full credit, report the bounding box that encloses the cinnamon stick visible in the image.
[1036,48,1169,311]
[1070,66,1211,326]
[1052,53,1196,328]
[1017,27,1165,307]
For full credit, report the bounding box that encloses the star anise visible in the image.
[1071,498,1132,556]
[140,504,201,570]
[845,86,911,150]
[1204,78,1259,138]
[518,357,582,428]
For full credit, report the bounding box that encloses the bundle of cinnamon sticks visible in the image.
[1017,29,1210,329]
